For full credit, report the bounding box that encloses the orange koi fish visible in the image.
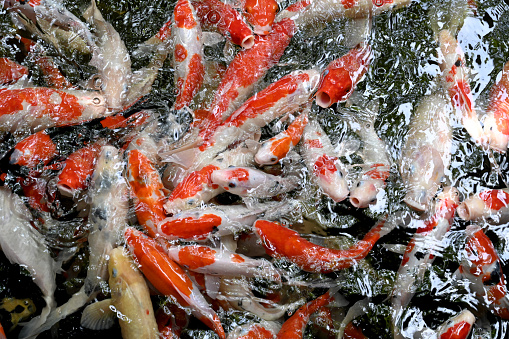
[391,187,459,338]
[255,112,308,165]
[125,228,226,339]
[438,29,484,146]
[315,43,371,108]
[0,87,107,138]
[10,130,58,168]
[126,149,167,238]
[172,0,205,110]
[192,0,255,49]
[227,321,280,339]
[457,225,509,319]
[435,309,475,339]
[254,217,392,273]
[456,188,509,224]
[56,140,105,197]
[160,244,281,282]
[276,289,345,339]
[301,119,349,202]
[0,57,28,85]
[242,0,279,35]
[482,60,509,152]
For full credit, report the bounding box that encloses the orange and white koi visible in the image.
[276,288,346,339]
[349,107,391,208]
[242,0,279,35]
[227,320,280,339]
[171,0,205,110]
[0,87,107,139]
[192,0,255,49]
[211,166,300,198]
[124,227,226,339]
[481,59,509,152]
[301,118,349,202]
[391,187,459,339]
[456,188,509,224]
[254,216,393,273]
[126,149,167,238]
[10,130,58,168]
[315,43,371,108]
[56,140,105,197]
[435,309,475,339]
[255,112,308,165]
[438,29,484,145]
[0,57,28,85]
[399,92,452,211]
[160,243,281,282]
[456,225,509,319]
[0,187,58,339]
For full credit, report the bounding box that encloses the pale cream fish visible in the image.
[456,188,509,224]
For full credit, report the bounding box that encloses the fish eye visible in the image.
[370,198,376,203]
[454,59,461,67]
[228,182,236,188]
[93,97,101,104]
[270,156,278,163]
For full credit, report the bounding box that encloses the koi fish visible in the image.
[254,216,393,273]
[0,187,58,339]
[242,0,279,35]
[0,87,107,139]
[211,166,300,198]
[391,187,459,339]
[157,201,285,241]
[301,118,349,202]
[160,243,281,282]
[124,227,226,339]
[26,145,129,336]
[192,0,255,49]
[171,0,205,110]
[10,130,58,168]
[456,188,509,224]
[226,320,280,339]
[349,104,391,208]
[126,149,168,237]
[482,59,509,152]
[276,288,347,339]
[81,247,159,338]
[0,57,28,85]
[255,112,308,165]
[435,309,475,339]
[56,140,105,197]
[315,43,371,108]
[438,29,484,145]
[399,92,453,211]
[456,225,509,319]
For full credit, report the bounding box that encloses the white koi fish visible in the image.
[399,92,453,211]
[0,187,58,339]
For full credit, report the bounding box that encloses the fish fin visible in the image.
[381,243,407,255]
[160,147,200,169]
[80,299,116,330]
[18,295,56,339]
[335,139,361,157]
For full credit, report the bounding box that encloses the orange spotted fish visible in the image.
[456,225,509,320]
[254,217,392,273]
[10,130,58,168]
[242,0,279,35]
[0,57,28,85]
[124,227,226,339]
[126,149,168,238]
[56,140,105,197]
[482,60,509,152]
[0,88,107,139]
[160,243,281,282]
[391,187,459,339]
[435,309,475,339]
[172,0,205,110]
[255,112,308,165]
[301,118,349,202]
[315,43,371,108]
[456,188,509,224]
[192,0,255,49]
[226,320,280,339]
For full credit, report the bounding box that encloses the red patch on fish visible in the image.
[230,254,245,263]
[305,139,323,148]
[178,246,217,269]
[440,320,471,339]
[0,57,28,85]
[159,213,223,240]
[168,165,220,201]
[313,155,338,178]
[174,53,204,110]
[244,0,279,28]
[225,168,250,182]
[479,189,509,211]
[12,131,57,167]
[364,164,390,180]
[341,0,357,9]
[174,44,188,63]
[57,142,103,193]
[174,0,198,29]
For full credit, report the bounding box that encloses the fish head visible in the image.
[315,68,352,108]
[482,115,509,153]
[401,145,445,211]
[456,194,486,221]
[349,178,385,208]
[211,167,264,196]
[244,0,279,35]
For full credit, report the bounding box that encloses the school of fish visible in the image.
[0,0,508,338]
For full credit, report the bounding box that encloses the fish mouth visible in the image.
[456,204,470,220]
[315,90,332,108]
[241,35,255,49]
